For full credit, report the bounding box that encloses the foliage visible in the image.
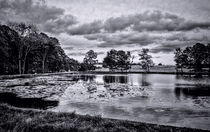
[0,24,79,75]
[103,49,131,70]
[174,43,210,75]
[79,50,98,71]
[0,25,20,74]
[138,48,154,72]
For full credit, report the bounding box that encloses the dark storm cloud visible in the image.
[0,0,77,34]
[42,15,77,34]
[151,40,193,53]
[165,32,209,42]
[86,29,210,51]
[67,10,210,35]
[68,51,105,56]
[151,44,182,53]
[151,31,210,54]
[85,33,159,48]
[67,21,103,35]
[104,15,133,32]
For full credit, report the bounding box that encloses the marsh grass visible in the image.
[0,104,209,132]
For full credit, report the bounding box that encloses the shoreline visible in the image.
[0,104,209,132]
[0,71,209,80]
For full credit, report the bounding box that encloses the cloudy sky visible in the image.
[1,0,210,64]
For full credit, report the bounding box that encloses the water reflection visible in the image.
[52,74,210,130]
[0,92,58,109]
[79,75,96,82]
[103,75,128,84]
[141,74,151,86]
[73,74,210,99]
[71,75,96,82]
[175,86,210,98]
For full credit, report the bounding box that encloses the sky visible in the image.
[0,0,210,64]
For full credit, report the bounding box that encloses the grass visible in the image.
[0,104,209,132]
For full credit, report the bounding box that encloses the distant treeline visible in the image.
[0,23,79,75]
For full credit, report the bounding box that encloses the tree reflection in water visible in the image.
[103,75,128,84]
[175,86,210,99]
[141,74,151,87]
[72,75,96,82]
[175,75,210,99]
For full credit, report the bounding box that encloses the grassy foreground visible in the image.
[0,104,209,132]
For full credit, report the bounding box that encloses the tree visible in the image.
[174,48,186,72]
[0,25,20,74]
[174,43,208,76]
[21,32,40,73]
[82,50,98,71]
[7,22,37,74]
[206,43,210,76]
[128,55,135,70]
[138,48,153,72]
[38,33,55,73]
[0,23,85,75]
[103,49,131,71]
[191,43,206,72]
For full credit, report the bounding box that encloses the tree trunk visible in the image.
[42,50,47,73]
[18,47,23,74]
[22,47,30,74]
[18,57,22,74]
[22,58,26,74]
[42,60,45,73]
[22,54,27,74]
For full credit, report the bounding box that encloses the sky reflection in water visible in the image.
[52,74,210,130]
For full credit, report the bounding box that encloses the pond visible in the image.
[0,73,210,130]
[52,74,210,130]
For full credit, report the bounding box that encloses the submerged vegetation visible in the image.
[0,104,208,132]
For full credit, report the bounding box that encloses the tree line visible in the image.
[174,43,210,76]
[79,49,154,72]
[2,23,208,75]
[0,23,79,75]
[0,22,157,75]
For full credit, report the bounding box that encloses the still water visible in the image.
[52,74,210,130]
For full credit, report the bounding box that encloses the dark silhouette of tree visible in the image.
[80,50,98,71]
[206,43,210,76]
[37,33,59,73]
[174,43,209,76]
[0,25,20,74]
[103,49,131,71]
[191,43,206,73]
[138,48,154,72]
[8,22,37,74]
[0,24,79,75]
[174,48,186,72]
